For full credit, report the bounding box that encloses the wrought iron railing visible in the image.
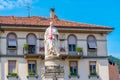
[23,46,83,57]
[23,47,43,55]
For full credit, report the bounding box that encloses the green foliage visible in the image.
[8,72,17,76]
[90,73,97,76]
[70,72,78,76]
[28,72,35,76]
[76,47,82,52]
[108,55,120,73]
[23,43,28,50]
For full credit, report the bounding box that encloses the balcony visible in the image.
[59,47,68,59]
[23,46,83,59]
[59,47,83,59]
[68,51,83,59]
[23,45,44,59]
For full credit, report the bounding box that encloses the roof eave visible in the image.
[0,24,114,34]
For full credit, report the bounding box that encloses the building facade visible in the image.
[0,9,113,80]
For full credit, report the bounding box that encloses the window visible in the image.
[7,33,17,49]
[68,35,77,54]
[69,61,78,76]
[28,61,36,74]
[8,60,17,73]
[27,34,36,54]
[89,61,97,75]
[87,35,97,51]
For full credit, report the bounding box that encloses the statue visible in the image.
[44,22,59,58]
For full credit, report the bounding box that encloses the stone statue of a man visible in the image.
[44,22,59,58]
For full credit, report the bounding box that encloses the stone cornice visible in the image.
[0,54,108,59]
[1,25,113,34]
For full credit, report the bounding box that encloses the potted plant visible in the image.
[69,72,79,78]
[8,72,18,76]
[27,72,38,78]
[7,72,18,78]
[90,72,97,76]
[76,47,83,55]
[28,72,35,76]
[23,43,28,54]
[89,72,99,78]
[70,72,78,76]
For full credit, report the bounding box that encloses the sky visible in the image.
[0,0,120,58]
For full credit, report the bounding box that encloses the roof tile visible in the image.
[0,16,113,29]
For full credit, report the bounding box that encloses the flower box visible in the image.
[7,72,18,78]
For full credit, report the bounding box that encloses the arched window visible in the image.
[27,33,36,54]
[87,35,97,50]
[7,33,17,49]
[27,34,36,45]
[68,35,77,54]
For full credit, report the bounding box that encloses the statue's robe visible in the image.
[44,26,59,58]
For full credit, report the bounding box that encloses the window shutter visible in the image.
[8,40,16,46]
[88,41,97,48]
[27,34,36,45]
[28,61,36,64]
[88,36,97,48]
[70,62,77,68]
[8,33,17,47]
[90,62,96,65]
[8,61,16,73]
[68,36,76,44]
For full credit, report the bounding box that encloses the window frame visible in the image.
[7,33,17,49]
[68,44,76,52]
[69,61,78,76]
[26,33,37,46]
[68,34,77,54]
[8,60,17,74]
[89,61,97,75]
[26,33,37,54]
[87,35,97,52]
[27,60,37,75]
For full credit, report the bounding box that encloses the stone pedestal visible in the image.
[45,56,61,66]
[44,57,64,80]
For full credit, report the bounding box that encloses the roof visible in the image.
[108,59,115,65]
[0,16,113,30]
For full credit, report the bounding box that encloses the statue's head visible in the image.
[49,21,58,34]
[50,21,53,27]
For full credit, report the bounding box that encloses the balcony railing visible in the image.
[68,50,83,59]
[23,46,44,54]
[23,46,44,58]
[23,46,83,59]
